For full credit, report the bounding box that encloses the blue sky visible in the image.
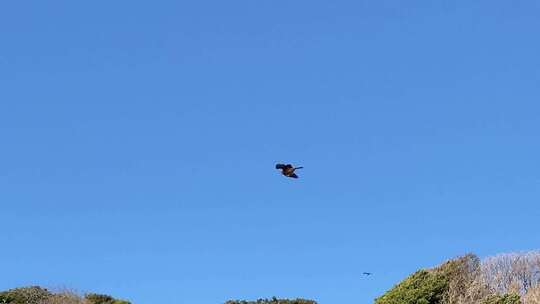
[1,1,539,303]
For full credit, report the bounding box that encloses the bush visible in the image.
[481,294,521,304]
[0,286,51,304]
[84,294,130,304]
[225,297,317,304]
[41,291,88,304]
[0,288,129,304]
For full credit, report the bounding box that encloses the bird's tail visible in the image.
[295,166,304,170]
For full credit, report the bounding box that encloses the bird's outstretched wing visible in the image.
[275,163,286,169]
[276,164,294,169]
[288,173,298,178]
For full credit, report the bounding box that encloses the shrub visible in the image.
[480,294,521,304]
[84,294,130,304]
[0,286,51,304]
[225,297,317,304]
[0,288,129,304]
[40,291,88,304]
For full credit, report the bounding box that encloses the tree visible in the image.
[375,269,449,304]
[375,254,485,304]
[441,254,486,304]
[479,251,540,295]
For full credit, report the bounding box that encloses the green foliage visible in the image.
[0,287,129,304]
[85,293,131,304]
[374,254,526,304]
[225,297,317,304]
[480,294,521,304]
[374,269,449,304]
[0,286,51,304]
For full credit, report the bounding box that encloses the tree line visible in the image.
[375,250,540,304]
[2,250,539,303]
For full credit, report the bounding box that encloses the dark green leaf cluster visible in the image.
[480,294,521,304]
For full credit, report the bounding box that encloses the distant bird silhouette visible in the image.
[275,163,303,178]
[363,272,372,276]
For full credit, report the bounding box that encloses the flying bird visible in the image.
[363,272,373,276]
[275,163,303,178]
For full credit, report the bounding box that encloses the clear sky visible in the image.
[1,1,539,303]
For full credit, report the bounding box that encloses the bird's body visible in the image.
[363,272,372,276]
[275,163,303,178]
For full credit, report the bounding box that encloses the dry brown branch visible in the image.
[523,284,540,304]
